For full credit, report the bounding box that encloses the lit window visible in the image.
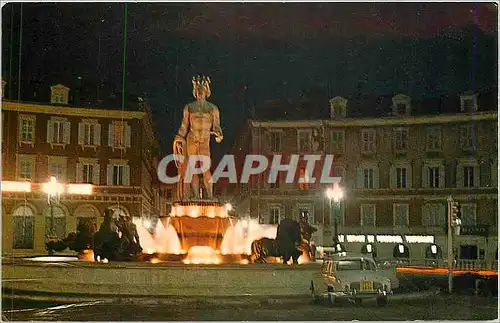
[19,116,35,143]
[19,159,33,180]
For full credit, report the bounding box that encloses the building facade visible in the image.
[1,84,160,255]
[228,92,498,264]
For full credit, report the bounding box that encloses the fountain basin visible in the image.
[2,256,321,302]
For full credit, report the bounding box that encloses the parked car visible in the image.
[310,252,399,306]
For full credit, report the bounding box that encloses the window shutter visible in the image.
[47,120,53,143]
[78,123,84,145]
[474,166,480,188]
[123,165,130,186]
[439,166,445,188]
[421,166,429,188]
[94,124,101,146]
[456,164,463,188]
[407,165,413,188]
[373,166,379,189]
[124,124,131,147]
[76,163,83,182]
[63,121,71,144]
[108,123,115,147]
[107,165,114,185]
[356,168,364,189]
[390,165,397,189]
[93,164,100,185]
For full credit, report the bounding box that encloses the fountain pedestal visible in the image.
[161,200,231,252]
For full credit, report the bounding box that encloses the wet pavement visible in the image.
[2,294,498,321]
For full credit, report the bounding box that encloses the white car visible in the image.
[310,253,399,306]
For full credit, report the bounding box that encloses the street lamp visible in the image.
[326,182,344,246]
[42,176,63,241]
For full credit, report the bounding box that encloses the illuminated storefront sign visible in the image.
[346,235,366,243]
[405,235,435,244]
[376,235,403,243]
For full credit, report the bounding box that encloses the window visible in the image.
[113,165,124,185]
[84,124,95,145]
[360,204,376,227]
[462,99,474,111]
[331,130,345,153]
[329,97,347,118]
[461,204,476,226]
[52,121,64,144]
[19,160,33,180]
[45,206,66,240]
[428,167,440,188]
[393,204,409,227]
[422,204,445,227]
[459,125,475,150]
[394,128,409,152]
[298,204,314,224]
[269,205,281,225]
[53,93,64,104]
[17,155,35,180]
[332,166,345,184]
[19,115,35,143]
[297,130,312,152]
[422,160,444,188]
[463,166,475,188]
[361,129,376,153]
[396,103,407,115]
[396,167,407,189]
[298,167,309,190]
[47,118,70,145]
[460,94,477,112]
[268,131,282,152]
[109,121,131,148]
[333,104,344,117]
[364,169,374,189]
[357,166,378,189]
[12,206,35,249]
[426,127,442,151]
[48,157,67,182]
[107,163,130,186]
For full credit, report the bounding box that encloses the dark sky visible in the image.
[1,2,497,156]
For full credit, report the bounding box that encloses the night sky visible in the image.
[1,2,497,157]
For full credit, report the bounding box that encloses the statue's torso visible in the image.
[186,101,217,141]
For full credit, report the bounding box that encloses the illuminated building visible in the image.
[1,82,160,255]
[228,92,498,264]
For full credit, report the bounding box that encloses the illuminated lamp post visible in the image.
[326,182,344,247]
[42,176,64,243]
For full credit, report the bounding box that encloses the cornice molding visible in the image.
[2,101,146,119]
[250,112,497,128]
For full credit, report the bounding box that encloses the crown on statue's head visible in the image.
[192,75,211,99]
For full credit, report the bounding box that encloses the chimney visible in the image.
[50,84,70,105]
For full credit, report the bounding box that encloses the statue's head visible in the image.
[192,75,211,100]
